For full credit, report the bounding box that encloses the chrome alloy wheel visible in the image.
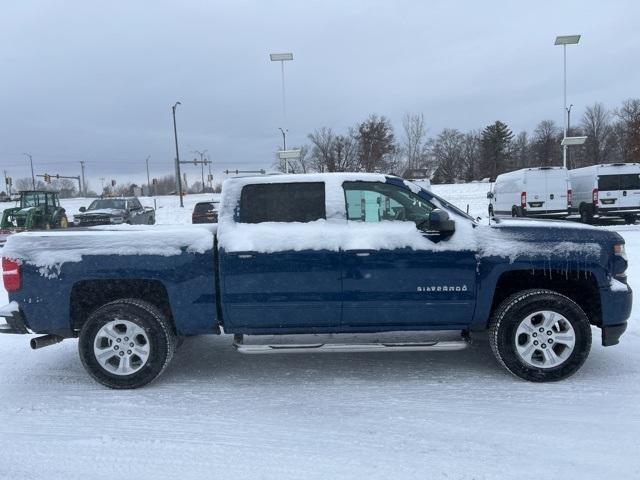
[93,319,150,376]
[514,311,576,369]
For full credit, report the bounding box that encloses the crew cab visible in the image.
[74,197,155,226]
[0,173,632,388]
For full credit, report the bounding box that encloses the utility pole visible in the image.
[172,102,184,207]
[555,35,580,168]
[192,150,208,193]
[79,161,86,196]
[278,127,289,173]
[145,156,151,196]
[100,177,105,193]
[23,153,35,189]
[3,170,7,195]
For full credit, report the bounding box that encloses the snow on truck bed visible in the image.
[2,224,216,272]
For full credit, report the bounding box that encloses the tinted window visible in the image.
[343,181,434,224]
[598,175,619,191]
[619,174,640,190]
[239,182,326,223]
[194,202,215,214]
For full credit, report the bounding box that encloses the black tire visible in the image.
[579,205,593,224]
[623,214,637,225]
[148,216,155,225]
[79,298,176,389]
[489,289,591,382]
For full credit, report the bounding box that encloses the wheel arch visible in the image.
[70,279,175,334]
[475,268,602,330]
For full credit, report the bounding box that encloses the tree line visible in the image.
[276,98,640,183]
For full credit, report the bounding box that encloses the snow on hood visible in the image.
[3,224,216,277]
[76,208,126,216]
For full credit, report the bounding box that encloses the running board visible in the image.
[234,338,469,355]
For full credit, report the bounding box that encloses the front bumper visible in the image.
[599,282,632,346]
[0,303,29,334]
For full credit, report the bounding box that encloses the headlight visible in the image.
[110,217,124,224]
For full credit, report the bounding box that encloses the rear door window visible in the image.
[239,182,326,223]
[619,174,640,191]
[598,175,620,191]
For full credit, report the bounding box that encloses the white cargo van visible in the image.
[569,163,640,224]
[488,167,571,218]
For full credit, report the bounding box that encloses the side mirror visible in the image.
[425,209,455,234]
[486,192,494,199]
[79,206,86,213]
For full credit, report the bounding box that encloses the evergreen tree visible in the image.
[479,121,514,179]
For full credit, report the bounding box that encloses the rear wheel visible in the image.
[580,205,594,224]
[623,214,637,225]
[79,299,176,389]
[489,289,591,382]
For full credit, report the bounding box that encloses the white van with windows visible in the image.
[569,163,640,224]
[487,167,571,218]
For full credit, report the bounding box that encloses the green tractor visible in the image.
[1,191,69,231]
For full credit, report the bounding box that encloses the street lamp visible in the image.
[270,52,293,122]
[23,153,35,189]
[171,102,184,207]
[555,34,581,168]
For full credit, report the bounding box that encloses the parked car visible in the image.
[569,163,640,224]
[0,173,631,388]
[74,197,155,226]
[488,167,571,218]
[192,201,219,223]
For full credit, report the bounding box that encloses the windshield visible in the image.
[21,192,46,207]
[88,199,126,210]
[404,180,477,222]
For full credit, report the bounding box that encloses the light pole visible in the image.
[79,160,86,196]
[23,153,35,189]
[270,53,293,122]
[145,156,151,196]
[555,34,581,168]
[171,102,184,207]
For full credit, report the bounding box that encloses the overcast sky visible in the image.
[1,0,639,189]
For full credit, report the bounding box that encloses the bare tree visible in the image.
[432,128,465,184]
[308,128,358,172]
[581,103,613,167]
[614,98,640,162]
[511,131,531,170]
[355,115,396,173]
[401,113,431,175]
[532,120,562,166]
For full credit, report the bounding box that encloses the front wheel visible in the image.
[489,289,591,382]
[79,299,176,389]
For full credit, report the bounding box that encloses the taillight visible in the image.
[567,189,573,207]
[2,257,21,291]
[593,188,599,204]
[521,192,527,208]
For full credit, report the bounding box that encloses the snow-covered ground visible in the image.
[0,183,639,480]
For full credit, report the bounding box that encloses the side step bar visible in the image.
[234,339,469,355]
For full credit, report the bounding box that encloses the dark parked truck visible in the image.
[0,173,632,388]
[74,197,155,226]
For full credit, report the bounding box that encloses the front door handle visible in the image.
[229,252,257,259]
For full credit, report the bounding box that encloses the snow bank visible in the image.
[3,225,215,276]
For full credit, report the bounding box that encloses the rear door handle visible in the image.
[229,252,257,259]
[345,249,376,257]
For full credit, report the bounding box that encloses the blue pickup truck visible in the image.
[0,173,632,388]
